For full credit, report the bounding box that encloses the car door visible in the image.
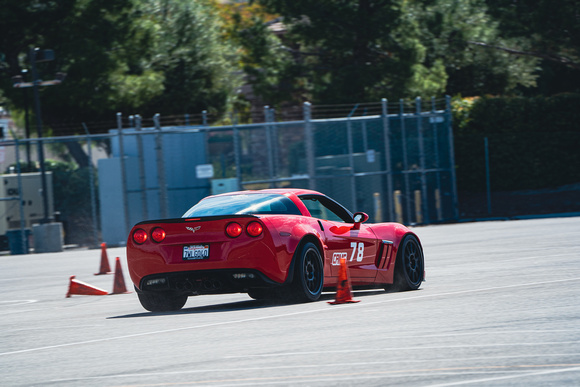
[300,195,378,280]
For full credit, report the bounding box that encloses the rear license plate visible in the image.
[183,244,210,260]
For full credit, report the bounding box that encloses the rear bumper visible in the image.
[139,268,284,296]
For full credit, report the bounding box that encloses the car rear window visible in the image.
[182,193,302,217]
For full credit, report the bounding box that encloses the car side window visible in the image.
[299,195,352,223]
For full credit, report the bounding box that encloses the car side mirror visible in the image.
[352,212,369,230]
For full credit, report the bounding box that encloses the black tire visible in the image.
[392,234,424,291]
[290,242,324,302]
[137,289,188,312]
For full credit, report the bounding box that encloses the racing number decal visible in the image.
[332,243,365,266]
[350,242,364,262]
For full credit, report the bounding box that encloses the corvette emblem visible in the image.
[186,226,201,233]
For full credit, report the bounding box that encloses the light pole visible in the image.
[12,48,66,223]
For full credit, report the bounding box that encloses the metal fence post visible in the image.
[135,115,148,220]
[400,99,411,223]
[264,106,275,187]
[361,108,368,152]
[382,98,394,222]
[446,95,459,220]
[431,97,443,221]
[484,137,492,214]
[232,112,242,187]
[347,104,358,211]
[303,102,316,190]
[154,114,169,218]
[8,129,27,253]
[270,107,279,181]
[82,123,99,247]
[116,113,131,236]
[416,97,429,224]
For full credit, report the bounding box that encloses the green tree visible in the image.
[483,0,580,71]
[137,0,242,117]
[0,0,242,135]
[482,0,580,95]
[223,4,300,107]
[411,0,540,97]
[249,0,447,104]
[0,0,149,132]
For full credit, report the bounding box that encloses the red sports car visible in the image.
[127,189,424,311]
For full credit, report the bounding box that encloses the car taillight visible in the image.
[133,229,148,244]
[246,221,263,237]
[151,227,166,243]
[226,222,243,238]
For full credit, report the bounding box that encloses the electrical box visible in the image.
[0,172,54,235]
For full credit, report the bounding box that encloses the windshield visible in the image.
[182,193,302,217]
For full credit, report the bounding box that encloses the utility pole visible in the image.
[12,48,66,223]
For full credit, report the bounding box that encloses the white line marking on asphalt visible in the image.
[0,300,37,306]
[174,368,580,387]
[1,276,579,357]
[224,341,580,359]
[0,276,63,282]
[425,366,580,387]
[10,325,103,332]
[375,329,580,340]
[50,353,580,383]
[224,328,580,350]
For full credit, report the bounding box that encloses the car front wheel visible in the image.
[392,234,424,291]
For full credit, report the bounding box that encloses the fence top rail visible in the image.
[311,114,381,123]
[0,106,451,146]
[0,132,116,146]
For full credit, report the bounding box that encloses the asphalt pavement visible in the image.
[1,216,579,386]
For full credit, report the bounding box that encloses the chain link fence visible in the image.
[0,97,457,251]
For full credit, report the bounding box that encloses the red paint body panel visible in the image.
[126,189,421,294]
[128,216,296,288]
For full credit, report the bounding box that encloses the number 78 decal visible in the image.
[350,242,364,262]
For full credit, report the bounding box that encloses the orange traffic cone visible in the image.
[111,257,130,294]
[66,275,108,298]
[328,257,360,304]
[95,242,112,275]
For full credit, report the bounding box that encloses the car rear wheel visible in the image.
[137,289,188,312]
[290,242,324,302]
[391,234,424,291]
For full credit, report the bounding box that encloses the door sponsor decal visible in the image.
[332,252,347,266]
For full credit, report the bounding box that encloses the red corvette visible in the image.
[127,189,424,311]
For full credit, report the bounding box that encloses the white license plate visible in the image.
[183,244,210,260]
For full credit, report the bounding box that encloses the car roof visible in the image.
[204,188,324,218]
[201,188,355,220]
[259,188,323,196]
[211,188,324,197]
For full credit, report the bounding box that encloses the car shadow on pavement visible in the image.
[107,299,284,319]
[107,289,390,319]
